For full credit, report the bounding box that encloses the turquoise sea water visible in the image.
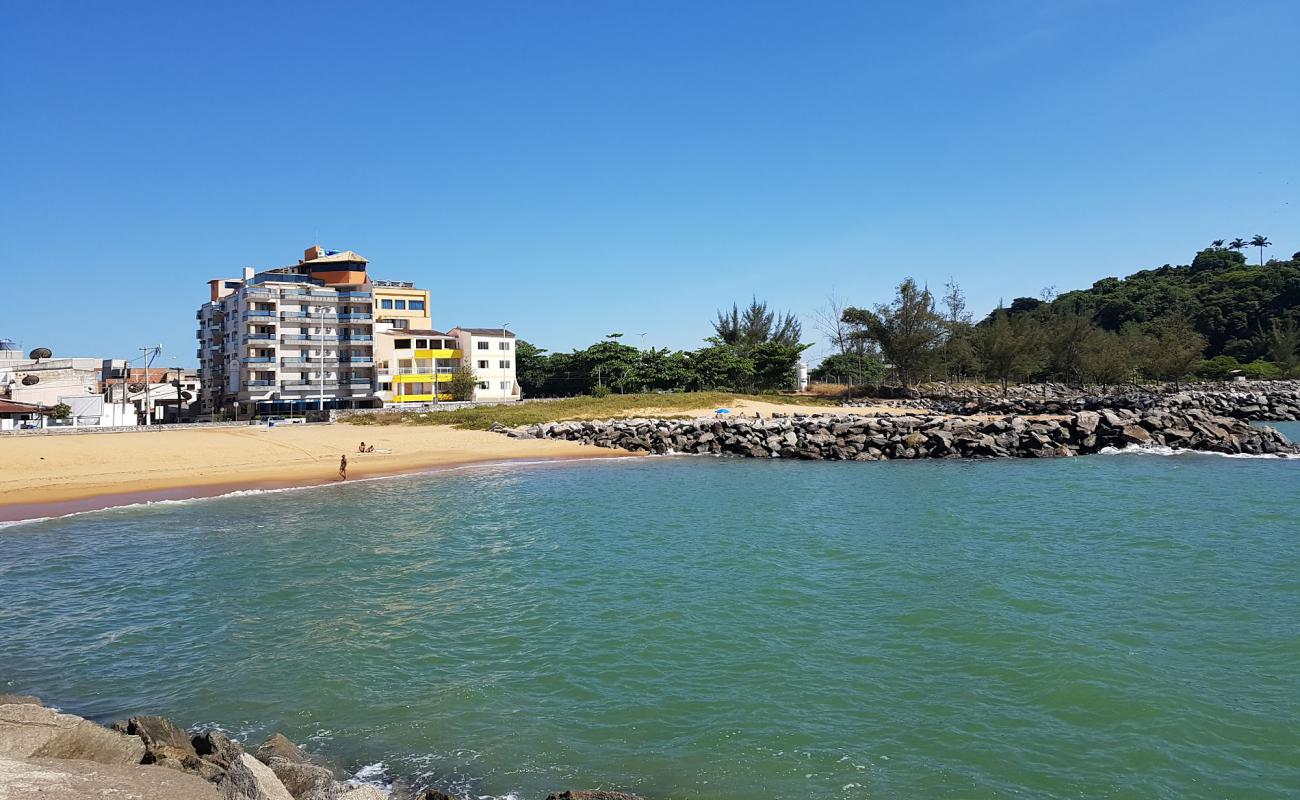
[3,425,1299,799]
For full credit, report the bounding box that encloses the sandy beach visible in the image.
[0,423,630,521]
[0,399,911,522]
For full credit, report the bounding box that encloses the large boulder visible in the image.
[30,718,146,765]
[265,757,337,799]
[0,695,41,707]
[256,733,309,765]
[220,752,295,800]
[124,716,199,768]
[0,754,222,800]
[193,729,247,771]
[0,703,88,759]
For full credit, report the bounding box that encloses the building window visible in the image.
[380,382,392,391]
[415,339,429,349]
[395,339,411,349]
[409,300,425,311]
[394,300,406,309]
[499,341,511,350]
[477,360,488,369]
[499,360,510,369]
[478,381,489,390]
[476,341,489,350]
[381,299,394,309]
[500,381,509,389]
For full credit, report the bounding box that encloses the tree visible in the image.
[811,291,855,356]
[514,340,551,397]
[1211,239,1225,249]
[47,402,72,421]
[940,278,978,379]
[1228,237,1248,252]
[1040,308,1100,385]
[975,308,1042,393]
[713,298,802,351]
[1080,329,1137,387]
[1142,314,1206,388]
[750,340,811,392]
[685,342,754,391]
[1263,318,1300,375]
[810,352,886,385]
[842,278,945,388]
[1250,234,1272,265]
[447,364,478,401]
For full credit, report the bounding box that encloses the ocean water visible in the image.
[2,425,1299,800]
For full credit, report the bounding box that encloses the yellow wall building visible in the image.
[372,281,431,330]
[374,329,463,403]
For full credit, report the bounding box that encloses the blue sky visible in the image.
[2,0,1296,367]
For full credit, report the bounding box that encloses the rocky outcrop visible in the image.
[498,407,1297,461]
[0,754,222,800]
[221,752,295,800]
[545,792,645,800]
[1,703,143,765]
[845,382,1300,422]
[0,697,388,800]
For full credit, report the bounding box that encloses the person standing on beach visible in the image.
[339,454,348,481]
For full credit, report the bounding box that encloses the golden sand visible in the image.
[0,423,629,521]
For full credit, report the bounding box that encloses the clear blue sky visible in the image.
[2,0,1296,367]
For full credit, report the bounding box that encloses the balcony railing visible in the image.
[244,310,277,318]
[243,357,276,363]
[245,380,275,387]
[338,314,373,321]
[279,335,371,343]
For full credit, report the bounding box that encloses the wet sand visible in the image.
[0,423,632,522]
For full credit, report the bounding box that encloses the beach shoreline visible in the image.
[0,423,636,523]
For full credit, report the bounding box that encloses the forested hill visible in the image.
[1004,247,1300,362]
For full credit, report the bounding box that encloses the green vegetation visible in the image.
[47,403,71,421]
[343,392,830,430]
[515,298,810,397]
[447,364,478,401]
[817,242,1299,390]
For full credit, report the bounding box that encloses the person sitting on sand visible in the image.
[339,454,348,481]
[366,444,375,453]
[358,442,367,453]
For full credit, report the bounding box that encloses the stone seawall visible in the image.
[499,408,1297,460]
[846,385,1300,422]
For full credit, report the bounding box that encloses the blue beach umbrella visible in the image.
[716,408,730,414]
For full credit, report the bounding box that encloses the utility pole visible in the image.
[138,345,162,425]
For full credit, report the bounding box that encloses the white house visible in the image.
[449,327,519,402]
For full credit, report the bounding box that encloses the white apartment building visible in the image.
[197,247,378,415]
[449,327,520,402]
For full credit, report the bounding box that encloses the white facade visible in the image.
[198,273,377,413]
[450,327,520,402]
[0,357,103,406]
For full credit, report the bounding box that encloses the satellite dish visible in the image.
[28,347,52,361]
[128,382,146,392]
[21,375,39,386]
[180,391,193,401]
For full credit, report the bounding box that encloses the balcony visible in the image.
[244,334,277,343]
[243,310,277,318]
[243,357,276,364]
[245,380,275,387]
[338,314,373,321]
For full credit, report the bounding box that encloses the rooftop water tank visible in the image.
[0,338,19,351]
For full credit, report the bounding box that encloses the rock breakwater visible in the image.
[498,407,1297,460]
[845,383,1300,422]
[0,694,636,800]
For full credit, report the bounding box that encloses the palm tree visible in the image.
[1211,239,1225,249]
[1250,234,1272,265]
[1228,237,1248,252]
